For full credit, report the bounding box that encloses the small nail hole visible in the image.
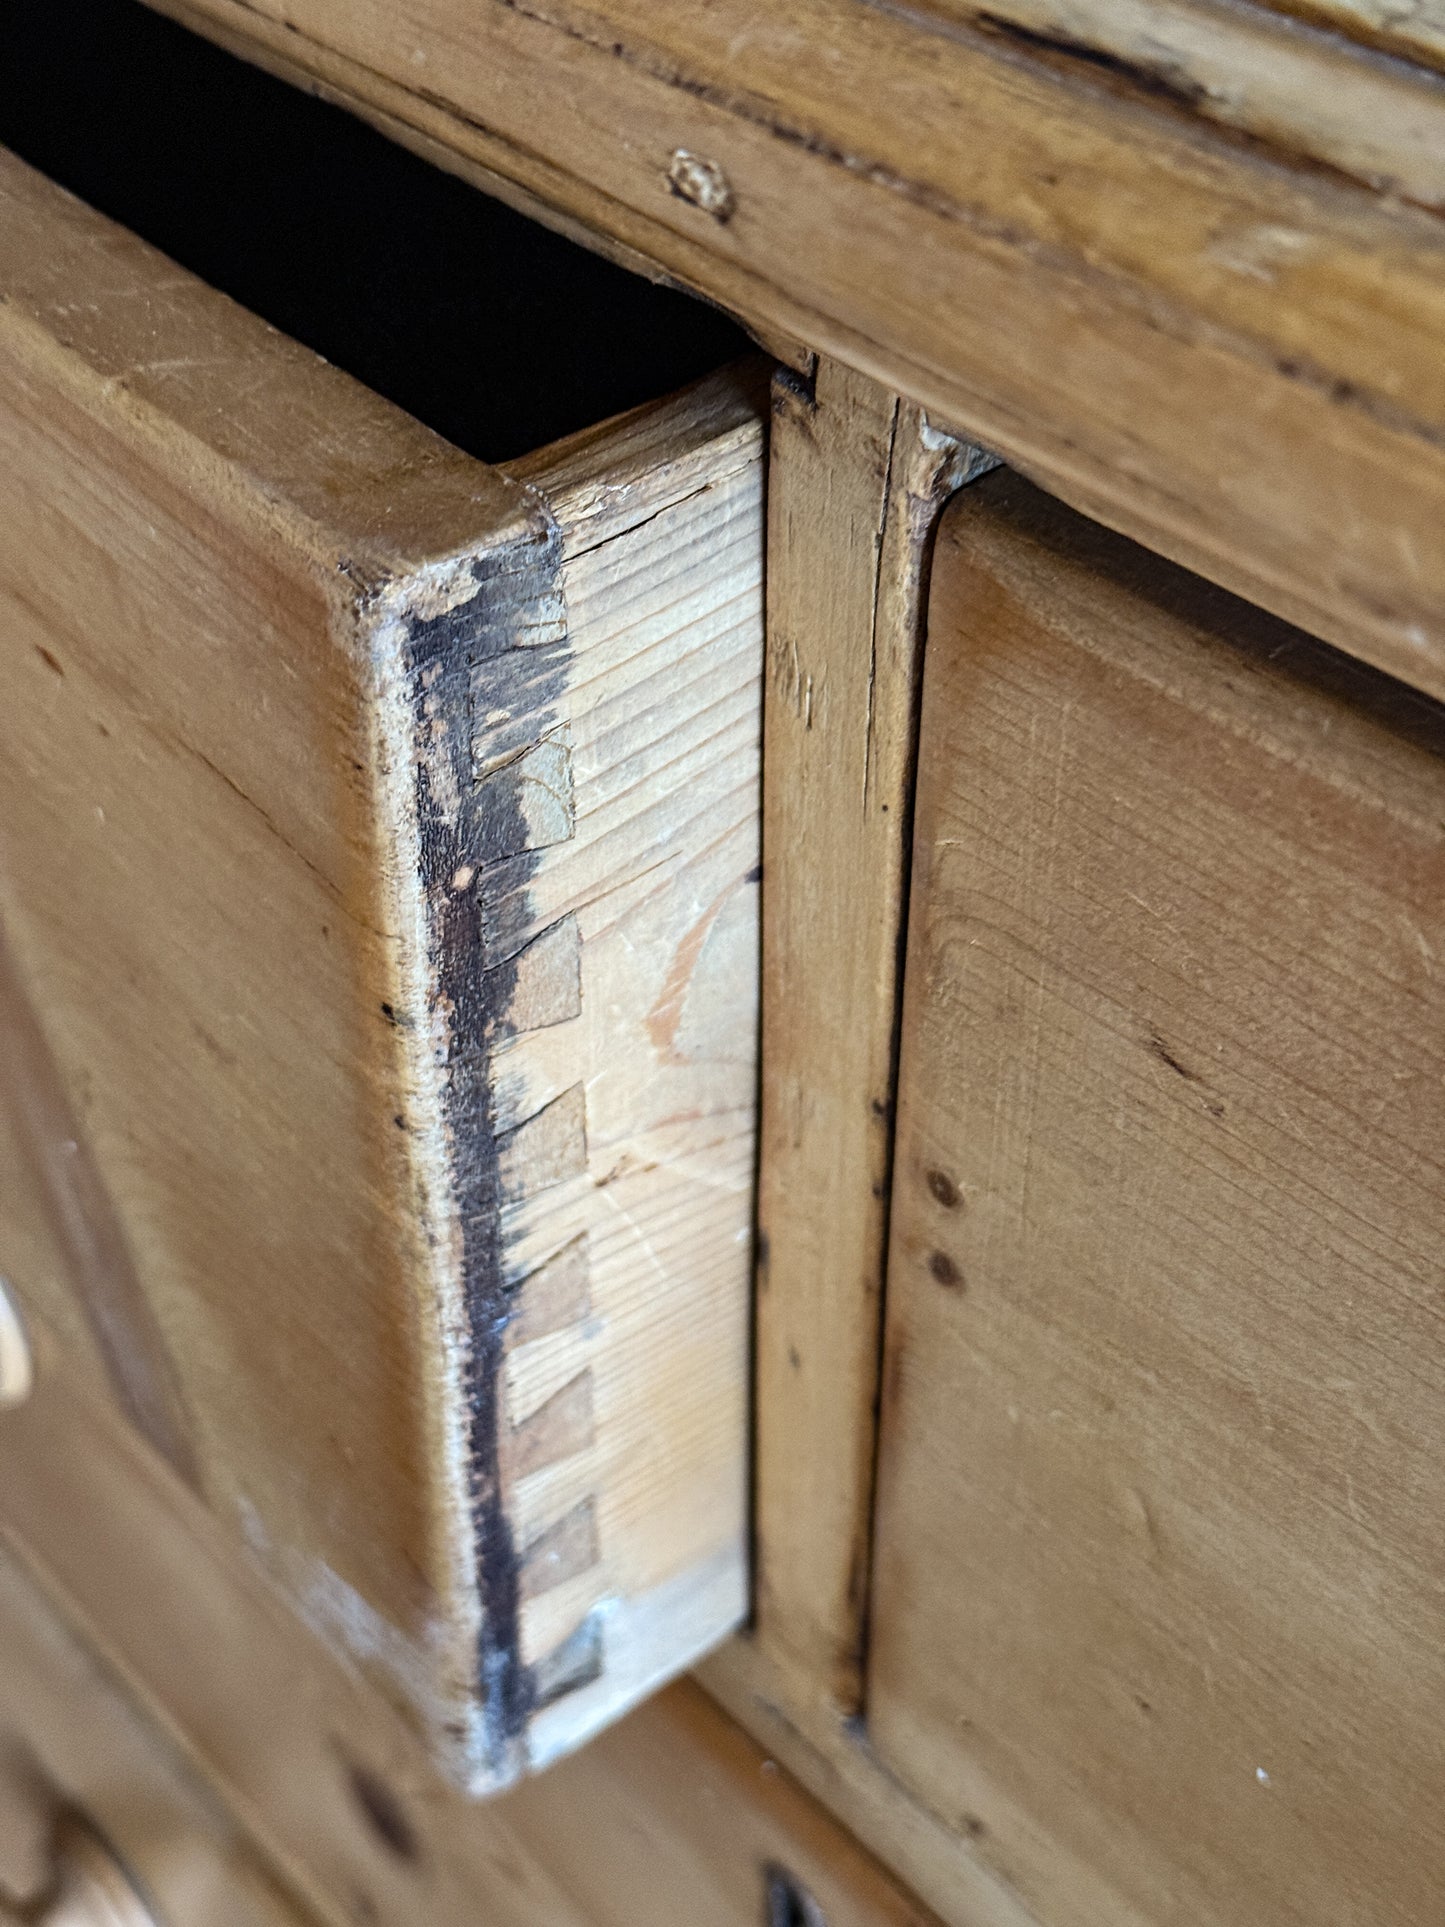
[928,1249,964,1289]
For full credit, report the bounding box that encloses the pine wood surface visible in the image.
[907,0,1445,207]
[1253,0,1445,74]
[0,1332,942,1927]
[755,358,993,1711]
[701,1637,1043,1927]
[869,468,1445,1926]
[0,145,761,1789]
[142,0,1445,707]
[0,1549,316,1927]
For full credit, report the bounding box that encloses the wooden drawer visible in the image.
[0,107,762,1790]
[869,468,1445,1924]
[0,1363,938,1927]
[0,1544,314,1927]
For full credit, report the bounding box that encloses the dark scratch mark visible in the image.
[1146,1029,1198,1082]
[975,13,1207,111]
[765,1863,827,1927]
[343,1759,421,1864]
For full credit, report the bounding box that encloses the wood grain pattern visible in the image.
[145,0,1445,703]
[755,359,991,1709]
[909,0,1445,207]
[0,1549,316,1927]
[701,1638,1043,1927]
[0,1333,942,1927]
[1254,0,1445,76]
[869,468,1445,1926]
[498,377,762,1766]
[0,146,760,1788]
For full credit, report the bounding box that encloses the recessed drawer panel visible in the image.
[869,469,1445,1924]
[0,138,761,1792]
[0,1546,312,1927]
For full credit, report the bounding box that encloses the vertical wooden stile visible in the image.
[743,357,994,1708]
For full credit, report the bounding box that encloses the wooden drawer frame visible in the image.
[5,0,1445,1917]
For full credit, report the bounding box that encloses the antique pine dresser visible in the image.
[0,0,1442,1921]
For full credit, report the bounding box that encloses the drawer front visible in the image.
[869,470,1445,1924]
[0,1350,938,1927]
[0,145,761,1789]
[0,1545,314,1927]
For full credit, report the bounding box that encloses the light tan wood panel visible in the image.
[702,1637,1044,1927]
[755,358,992,1709]
[150,0,1445,703]
[869,469,1445,1927]
[0,1549,315,1927]
[0,1336,942,1927]
[0,145,760,1788]
[1255,0,1445,74]
[907,0,1445,208]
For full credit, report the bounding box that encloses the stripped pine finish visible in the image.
[869,469,1445,1927]
[1254,0,1445,73]
[749,359,993,1711]
[0,1332,943,1927]
[0,146,761,1789]
[0,1550,317,1927]
[499,388,762,1763]
[908,0,1445,208]
[148,0,1445,704]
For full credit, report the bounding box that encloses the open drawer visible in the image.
[0,86,761,1792]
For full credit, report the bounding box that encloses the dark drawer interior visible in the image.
[0,0,750,462]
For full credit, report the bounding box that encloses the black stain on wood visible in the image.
[397,506,571,1780]
[772,361,819,415]
[1146,1029,1198,1081]
[928,1248,963,1289]
[344,1760,421,1864]
[975,13,1208,112]
[764,1864,828,1927]
[1146,1030,1227,1118]
[531,1609,605,1710]
[926,1167,960,1208]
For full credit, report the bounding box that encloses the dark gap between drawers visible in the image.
[0,0,751,462]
